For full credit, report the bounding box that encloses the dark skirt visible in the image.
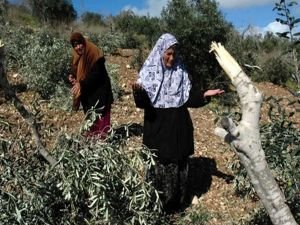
[142,106,194,213]
[146,159,189,214]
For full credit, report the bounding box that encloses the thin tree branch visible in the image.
[0,42,57,166]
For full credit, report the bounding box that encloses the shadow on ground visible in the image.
[110,122,143,140]
[109,125,235,214]
[184,156,234,208]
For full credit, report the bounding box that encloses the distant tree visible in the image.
[114,10,136,33]
[5,1,40,26]
[26,0,77,25]
[0,0,8,24]
[105,14,115,32]
[273,0,300,88]
[81,11,106,27]
[114,10,162,48]
[161,0,233,89]
[261,32,282,53]
[131,15,162,47]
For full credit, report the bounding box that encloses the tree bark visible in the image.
[0,41,57,166]
[210,42,298,225]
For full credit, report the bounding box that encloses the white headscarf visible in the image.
[137,33,191,108]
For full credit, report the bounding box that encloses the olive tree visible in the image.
[273,0,300,88]
[26,0,77,25]
[81,11,106,27]
[114,10,162,48]
[161,0,233,89]
[0,0,7,23]
[210,42,298,225]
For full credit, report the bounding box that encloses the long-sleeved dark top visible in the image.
[133,87,210,164]
[79,57,113,115]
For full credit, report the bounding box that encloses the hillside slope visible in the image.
[0,54,299,224]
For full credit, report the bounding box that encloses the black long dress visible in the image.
[133,87,210,213]
[79,57,114,116]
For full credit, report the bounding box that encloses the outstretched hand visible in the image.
[204,89,225,97]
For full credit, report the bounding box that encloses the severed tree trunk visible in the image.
[210,42,298,225]
[0,40,57,166]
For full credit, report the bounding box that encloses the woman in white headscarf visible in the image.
[132,33,224,213]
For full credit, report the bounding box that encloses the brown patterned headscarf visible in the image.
[69,32,104,110]
[70,32,104,82]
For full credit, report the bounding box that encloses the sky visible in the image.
[72,0,300,35]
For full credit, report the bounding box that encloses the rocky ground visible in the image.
[109,55,300,224]
[0,54,299,224]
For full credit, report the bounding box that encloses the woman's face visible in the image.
[163,46,177,69]
[73,43,85,56]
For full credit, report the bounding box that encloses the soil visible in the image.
[1,54,299,224]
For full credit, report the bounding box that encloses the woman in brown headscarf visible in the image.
[69,32,113,138]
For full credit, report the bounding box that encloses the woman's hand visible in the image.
[204,89,225,97]
[132,82,143,91]
[71,82,81,97]
[68,74,76,85]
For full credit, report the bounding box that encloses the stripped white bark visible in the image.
[210,42,298,225]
